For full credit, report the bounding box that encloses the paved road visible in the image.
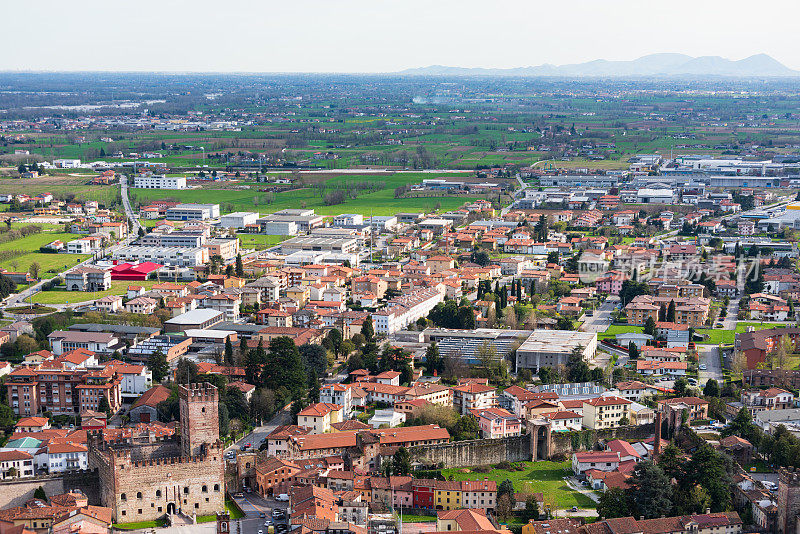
[580,296,618,333]
[2,178,147,314]
[120,175,143,234]
[698,344,723,386]
[229,493,288,534]
[228,404,293,456]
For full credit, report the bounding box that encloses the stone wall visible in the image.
[550,423,655,457]
[409,434,531,468]
[409,424,658,468]
[0,470,100,509]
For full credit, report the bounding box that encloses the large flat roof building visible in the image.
[165,203,220,221]
[516,330,597,371]
[164,309,225,333]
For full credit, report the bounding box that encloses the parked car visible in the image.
[276,494,290,502]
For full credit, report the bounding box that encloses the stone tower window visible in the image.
[121,493,127,501]
[137,492,142,499]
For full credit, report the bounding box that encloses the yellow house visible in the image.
[296,402,342,434]
[285,285,310,307]
[582,396,632,430]
[434,481,462,510]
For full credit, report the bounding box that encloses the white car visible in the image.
[699,364,707,370]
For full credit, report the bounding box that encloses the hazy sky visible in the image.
[6,0,800,72]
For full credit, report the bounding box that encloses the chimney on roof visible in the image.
[706,508,711,514]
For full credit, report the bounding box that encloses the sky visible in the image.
[5,0,800,72]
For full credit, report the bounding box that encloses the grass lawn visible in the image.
[598,324,643,340]
[0,253,90,277]
[225,498,245,519]
[237,233,287,249]
[441,460,596,509]
[113,519,167,530]
[696,328,733,345]
[696,322,789,345]
[401,514,437,523]
[0,232,83,253]
[30,280,161,305]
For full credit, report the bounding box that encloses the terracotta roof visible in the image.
[131,385,172,409]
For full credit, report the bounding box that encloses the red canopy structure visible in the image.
[110,262,162,281]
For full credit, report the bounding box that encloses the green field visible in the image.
[441,460,596,509]
[237,233,287,249]
[0,252,90,277]
[598,324,643,340]
[0,177,119,206]
[129,172,479,217]
[30,280,161,305]
[697,322,791,345]
[0,231,83,252]
[0,229,91,277]
[401,514,437,523]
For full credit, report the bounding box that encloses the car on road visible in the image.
[260,512,266,518]
[234,493,244,498]
[699,364,707,370]
[276,494,290,502]
[571,507,578,512]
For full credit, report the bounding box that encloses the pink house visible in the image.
[393,477,414,509]
[478,408,521,439]
[596,271,628,294]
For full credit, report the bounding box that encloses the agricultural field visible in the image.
[441,460,596,509]
[129,172,480,217]
[30,280,162,305]
[0,175,119,207]
[0,228,91,277]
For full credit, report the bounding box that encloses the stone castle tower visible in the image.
[178,383,220,457]
[778,467,800,534]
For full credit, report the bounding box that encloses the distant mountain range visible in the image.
[398,53,799,77]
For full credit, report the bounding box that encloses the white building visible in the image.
[111,363,153,397]
[371,288,444,334]
[334,214,364,226]
[43,443,88,472]
[165,203,220,221]
[320,384,353,419]
[53,159,81,168]
[67,239,96,254]
[262,221,298,235]
[220,212,259,229]
[369,216,398,233]
[47,331,119,356]
[368,409,405,428]
[111,246,208,267]
[572,451,621,475]
[133,174,187,189]
[0,451,34,479]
